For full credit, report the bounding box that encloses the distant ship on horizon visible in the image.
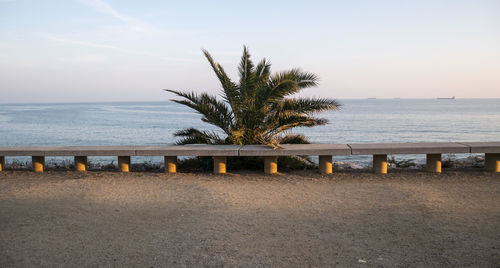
[437,96,455,100]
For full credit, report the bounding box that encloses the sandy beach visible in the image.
[0,170,499,267]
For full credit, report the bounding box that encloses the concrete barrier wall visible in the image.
[0,142,499,174]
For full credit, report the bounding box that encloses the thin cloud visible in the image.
[57,54,109,63]
[81,0,129,22]
[43,34,197,63]
[45,35,119,49]
[158,56,200,63]
[79,0,161,34]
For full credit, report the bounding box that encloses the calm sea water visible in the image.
[1,99,499,166]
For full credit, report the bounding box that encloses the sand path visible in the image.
[1,170,499,267]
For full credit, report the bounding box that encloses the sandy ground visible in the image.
[0,170,499,267]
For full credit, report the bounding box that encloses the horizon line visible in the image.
[1,97,500,105]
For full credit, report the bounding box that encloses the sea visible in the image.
[1,99,499,167]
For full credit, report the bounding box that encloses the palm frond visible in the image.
[292,69,319,88]
[260,69,318,107]
[267,73,299,100]
[255,58,271,83]
[279,134,310,144]
[265,115,328,137]
[278,98,341,115]
[238,46,256,99]
[278,115,328,128]
[174,128,225,145]
[166,89,234,134]
[202,49,241,110]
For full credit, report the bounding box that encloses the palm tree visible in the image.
[166,46,340,147]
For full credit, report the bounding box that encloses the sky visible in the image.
[0,0,499,103]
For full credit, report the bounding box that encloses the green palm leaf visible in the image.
[165,89,233,134]
[174,128,225,145]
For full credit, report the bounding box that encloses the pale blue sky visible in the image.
[1,0,499,103]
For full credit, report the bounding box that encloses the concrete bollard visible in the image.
[0,156,4,172]
[32,156,45,173]
[118,156,131,172]
[485,153,500,172]
[213,156,226,174]
[264,156,278,174]
[373,154,387,174]
[426,154,442,173]
[319,155,333,174]
[75,156,87,172]
[164,156,177,173]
